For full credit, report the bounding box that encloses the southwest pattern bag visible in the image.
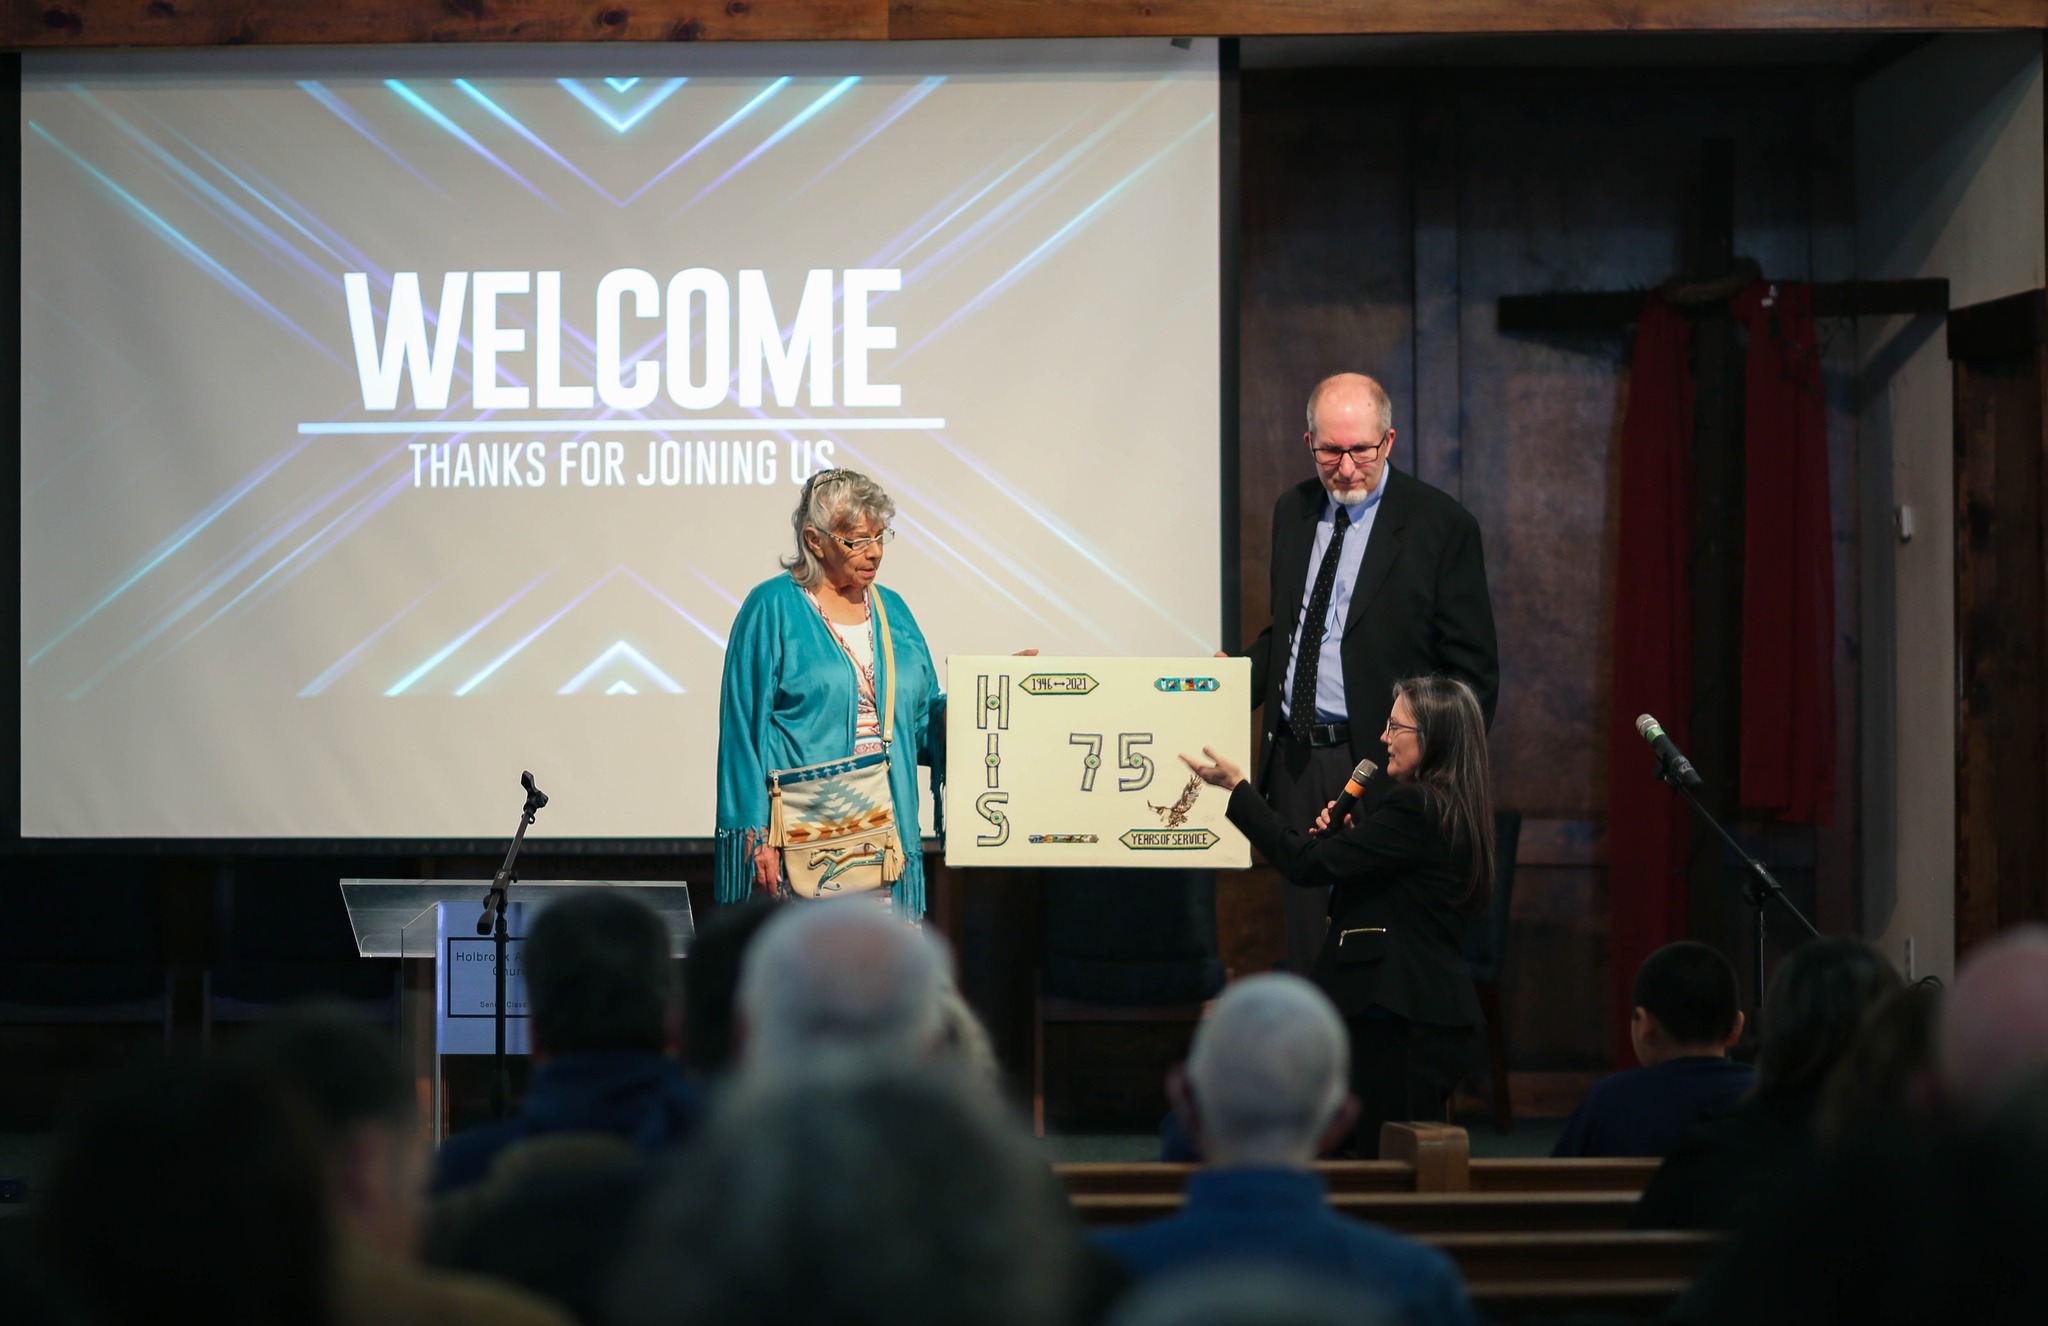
[767,591,902,898]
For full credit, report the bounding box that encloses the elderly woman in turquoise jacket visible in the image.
[715,469,946,917]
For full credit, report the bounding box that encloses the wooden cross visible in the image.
[1493,139,1946,955]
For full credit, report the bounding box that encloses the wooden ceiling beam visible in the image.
[891,2,2048,41]
[9,2,888,47]
[9,1,2047,50]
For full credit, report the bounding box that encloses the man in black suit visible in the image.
[1245,373,1498,976]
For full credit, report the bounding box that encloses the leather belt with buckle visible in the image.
[1282,722,1351,748]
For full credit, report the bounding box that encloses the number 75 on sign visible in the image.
[942,655,1251,869]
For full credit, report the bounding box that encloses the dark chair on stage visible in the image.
[0,871,169,1035]
[0,870,171,1125]
[204,868,397,1038]
[1033,867,1228,1135]
[1463,810,1523,1133]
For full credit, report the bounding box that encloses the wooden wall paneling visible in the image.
[1683,135,1746,960]
[1455,71,1671,823]
[1412,85,1462,498]
[1949,291,2048,956]
[1214,864,1286,980]
[1235,70,1414,661]
[1458,68,1859,1069]
[1221,70,1414,979]
[1504,864,1612,1069]
[1807,71,1863,938]
[1689,77,1860,982]
[949,862,1044,1092]
[1459,73,1685,1072]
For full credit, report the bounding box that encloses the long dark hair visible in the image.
[1391,675,1494,917]
[1754,937,1903,1102]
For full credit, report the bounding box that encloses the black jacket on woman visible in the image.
[1226,769,1484,1029]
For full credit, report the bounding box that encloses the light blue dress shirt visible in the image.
[1279,467,1387,725]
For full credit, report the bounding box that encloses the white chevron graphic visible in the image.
[558,641,684,696]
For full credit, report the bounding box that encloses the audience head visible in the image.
[1109,1265,1395,1326]
[525,889,679,1058]
[1631,941,1745,1066]
[736,898,953,1071]
[1179,974,1355,1167]
[937,983,1004,1092]
[682,898,780,1076]
[236,1003,426,1258]
[41,1055,332,1326]
[1938,924,2048,1117]
[612,1065,1077,1326]
[1754,937,1903,1102]
[1817,977,1944,1145]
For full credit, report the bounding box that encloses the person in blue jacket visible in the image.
[715,468,945,917]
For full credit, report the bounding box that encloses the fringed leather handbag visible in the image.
[766,592,901,898]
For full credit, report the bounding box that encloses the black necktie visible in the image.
[1290,506,1350,740]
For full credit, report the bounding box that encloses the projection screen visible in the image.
[19,41,1222,841]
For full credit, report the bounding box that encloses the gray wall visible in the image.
[1856,32,2044,981]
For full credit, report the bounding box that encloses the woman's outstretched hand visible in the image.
[1180,746,1245,793]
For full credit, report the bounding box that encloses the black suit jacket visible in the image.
[1226,773,1484,1028]
[1246,469,1499,778]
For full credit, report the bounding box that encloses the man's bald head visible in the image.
[1939,925,2048,1115]
[736,901,954,1073]
[1305,374,1392,437]
[1185,974,1351,1166]
[1303,374,1394,503]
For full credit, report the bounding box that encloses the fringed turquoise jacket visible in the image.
[714,573,945,915]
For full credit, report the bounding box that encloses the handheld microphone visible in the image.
[1319,758,1379,832]
[1635,714,1702,789]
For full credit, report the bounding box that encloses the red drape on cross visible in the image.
[1605,285,1834,1065]
[1608,297,1696,1066]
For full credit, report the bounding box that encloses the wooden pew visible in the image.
[1053,1124,1661,1197]
[1055,1125,1706,1319]
[1423,1230,1723,1320]
[1470,1157,1659,1193]
[1070,1189,1646,1234]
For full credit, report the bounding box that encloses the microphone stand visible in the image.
[1654,758,1822,1017]
[478,771,547,1122]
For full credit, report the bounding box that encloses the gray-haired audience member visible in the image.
[736,897,952,1071]
[1108,1265,1395,1326]
[432,890,702,1196]
[238,1007,572,1326]
[1936,923,2048,1117]
[610,1067,1082,1326]
[1092,974,1474,1326]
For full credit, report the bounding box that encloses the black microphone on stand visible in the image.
[477,770,547,1122]
[1314,758,1379,833]
[1635,714,1702,789]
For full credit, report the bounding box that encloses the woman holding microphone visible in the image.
[1184,675,1494,1156]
